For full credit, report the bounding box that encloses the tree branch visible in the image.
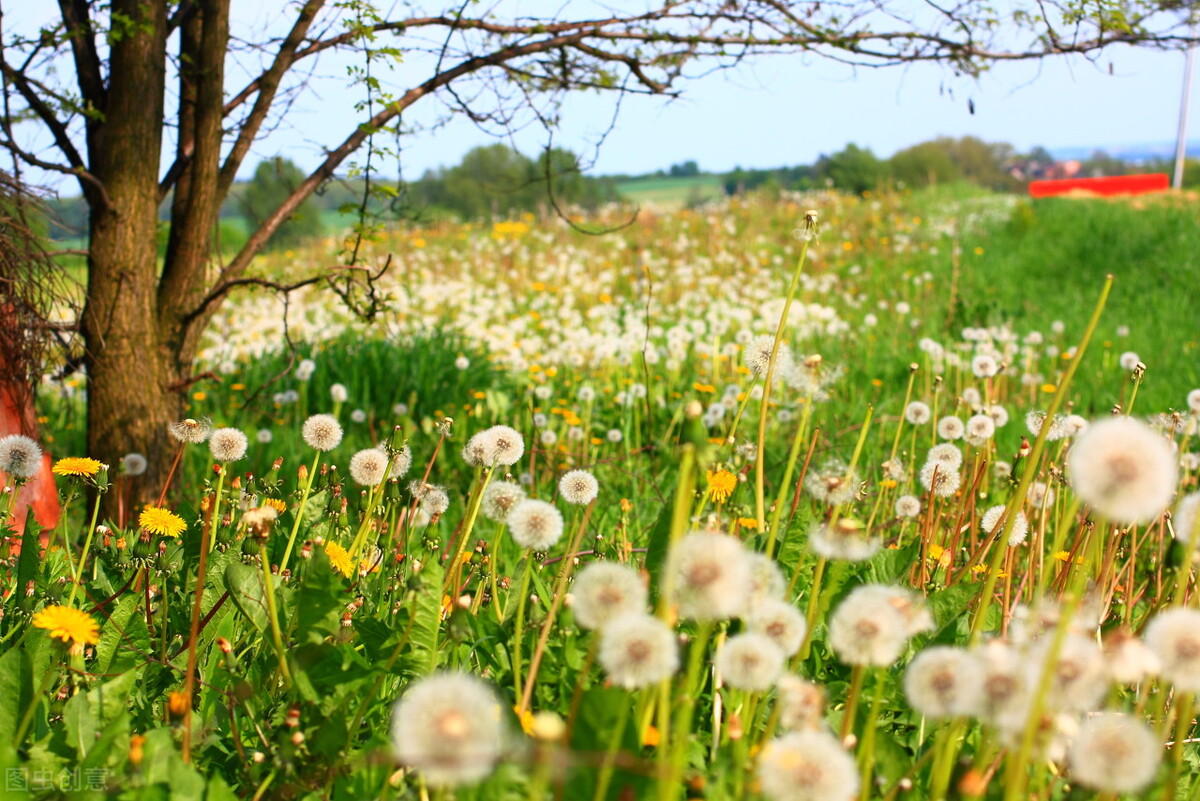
[56,0,106,116]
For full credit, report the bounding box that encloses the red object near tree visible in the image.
[1029,173,1170,197]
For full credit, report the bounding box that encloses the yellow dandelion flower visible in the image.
[326,541,353,577]
[32,605,100,648]
[737,517,760,530]
[642,723,660,747]
[706,469,738,504]
[263,498,287,514]
[1041,383,1058,394]
[52,457,104,478]
[514,705,536,736]
[139,507,187,538]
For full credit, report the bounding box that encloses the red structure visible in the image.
[1029,173,1170,197]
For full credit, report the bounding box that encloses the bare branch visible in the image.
[56,0,106,115]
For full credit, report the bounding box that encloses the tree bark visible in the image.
[82,0,174,510]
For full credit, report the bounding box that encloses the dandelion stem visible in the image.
[766,393,814,559]
[259,553,293,688]
[280,449,321,574]
[66,491,103,607]
[840,663,865,741]
[663,621,714,801]
[520,503,595,712]
[971,275,1113,643]
[208,468,227,554]
[511,551,535,699]
[594,700,632,801]
[754,232,813,531]
[858,669,887,801]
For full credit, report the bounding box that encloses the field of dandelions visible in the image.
[6,187,1200,800]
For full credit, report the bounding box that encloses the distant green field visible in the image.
[614,175,724,207]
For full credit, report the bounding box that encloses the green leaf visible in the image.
[223,562,268,633]
[408,560,443,676]
[0,646,32,744]
[642,500,674,601]
[15,517,42,612]
[294,552,346,645]
[97,595,150,674]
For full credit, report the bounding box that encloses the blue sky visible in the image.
[7,4,1198,185]
[252,38,1199,177]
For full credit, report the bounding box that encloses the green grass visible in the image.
[614,176,724,207]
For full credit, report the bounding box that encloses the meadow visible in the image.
[6,186,1200,800]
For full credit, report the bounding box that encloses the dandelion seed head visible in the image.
[1188,388,1200,414]
[1172,492,1200,547]
[168,417,211,444]
[748,598,807,657]
[804,462,858,506]
[391,672,504,786]
[757,731,858,801]
[828,585,912,667]
[1029,634,1109,713]
[895,495,921,519]
[966,414,996,441]
[122,452,148,477]
[1067,416,1178,524]
[971,353,1000,378]
[926,443,964,471]
[389,445,413,479]
[809,518,879,562]
[329,383,348,403]
[302,414,344,452]
[919,461,961,498]
[209,428,248,462]
[485,425,525,467]
[508,499,564,550]
[905,401,932,426]
[481,480,525,522]
[744,334,792,376]
[937,416,965,441]
[1102,628,1161,684]
[348,448,389,486]
[570,562,647,631]
[745,552,787,607]
[719,632,785,692]
[1118,351,1141,371]
[1069,713,1161,795]
[904,646,982,720]
[981,505,1030,546]
[295,358,316,381]
[558,469,599,505]
[598,613,679,689]
[775,675,826,732]
[419,486,450,518]
[667,531,752,621]
[1144,607,1200,693]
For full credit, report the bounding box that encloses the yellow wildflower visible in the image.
[139,507,187,538]
[52,457,104,478]
[326,542,353,578]
[706,469,738,504]
[32,605,100,649]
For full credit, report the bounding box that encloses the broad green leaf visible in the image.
[223,562,268,633]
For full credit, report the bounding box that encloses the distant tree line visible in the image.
[41,138,1198,247]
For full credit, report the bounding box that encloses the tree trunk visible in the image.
[82,0,174,515]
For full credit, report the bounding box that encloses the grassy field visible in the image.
[12,186,1200,800]
[614,175,726,208]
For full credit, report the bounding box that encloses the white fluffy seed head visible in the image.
[419,487,450,517]
[667,531,752,621]
[919,461,961,498]
[905,401,932,425]
[1144,607,1200,693]
[903,646,982,720]
[926,443,964,470]
[347,448,388,486]
[744,552,787,608]
[748,598,808,657]
[481,480,526,522]
[570,562,647,631]
[775,675,826,732]
[1188,388,1200,413]
[718,632,785,692]
[302,414,343,452]
[744,334,792,376]
[121,452,148,477]
[828,585,912,667]
[980,505,1030,546]
[809,518,880,562]
[168,418,211,444]
[1172,492,1200,547]
[209,428,248,462]
[1067,416,1178,524]
[1068,712,1161,795]
[937,416,965,441]
[507,499,564,550]
[757,731,858,801]
[485,425,525,467]
[598,613,679,689]
[966,413,996,441]
[389,445,413,479]
[329,383,348,403]
[1028,634,1110,714]
[895,495,922,519]
[391,672,504,786]
[0,434,41,479]
[558,469,599,505]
